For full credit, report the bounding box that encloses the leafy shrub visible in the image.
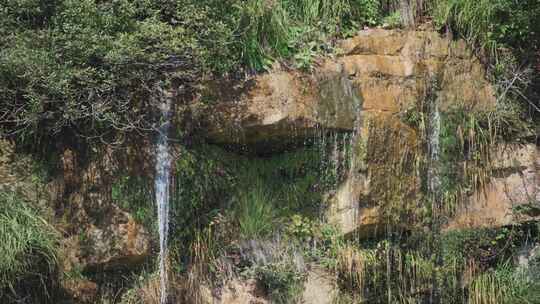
[382,11,402,28]
[0,0,392,144]
[286,214,314,242]
[255,261,306,304]
[442,227,526,270]
[347,0,381,27]
[0,0,236,142]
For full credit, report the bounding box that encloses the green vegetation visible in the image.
[253,260,306,304]
[0,0,383,143]
[236,0,383,70]
[112,175,155,232]
[329,224,539,303]
[382,11,402,28]
[433,0,540,115]
[233,144,343,219]
[433,0,540,57]
[234,184,276,239]
[170,140,345,252]
[1,1,539,303]
[164,110,536,303]
[468,262,540,304]
[1,0,537,143]
[172,145,236,249]
[0,192,58,302]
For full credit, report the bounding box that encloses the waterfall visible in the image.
[427,97,441,197]
[155,99,172,304]
[426,79,442,304]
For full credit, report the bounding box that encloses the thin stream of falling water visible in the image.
[427,82,442,303]
[155,99,172,304]
[428,98,441,196]
[315,74,363,229]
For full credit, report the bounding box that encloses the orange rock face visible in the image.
[447,144,540,230]
[198,29,495,149]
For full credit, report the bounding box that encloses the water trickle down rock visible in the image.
[321,71,367,235]
[155,90,173,304]
[191,29,539,235]
[447,144,540,229]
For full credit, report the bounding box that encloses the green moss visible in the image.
[366,115,424,228]
[111,175,155,234]
[171,145,236,245]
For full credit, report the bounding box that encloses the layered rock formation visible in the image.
[193,28,537,235]
[195,29,496,148]
[1,28,537,303]
[448,144,540,229]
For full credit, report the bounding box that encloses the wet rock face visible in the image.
[340,29,494,113]
[64,205,150,272]
[194,69,362,152]
[59,145,153,272]
[448,144,540,230]
[196,29,495,149]
[193,29,502,234]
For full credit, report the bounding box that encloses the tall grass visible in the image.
[288,0,351,26]
[230,146,339,240]
[434,0,539,62]
[433,0,500,56]
[238,0,292,71]
[335,243,442,303]
[237,0,382,70]
[0,192,58,301]
[234,182,276,239]
[468,263,540,304]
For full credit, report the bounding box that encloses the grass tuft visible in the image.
[0,191,58,301]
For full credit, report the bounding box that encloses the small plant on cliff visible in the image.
[382,11,402,28]
[433,0,540,57]
[254,261,306,304]
[0,192,58,302]
[111,175,155,233]
[234,183,276,239]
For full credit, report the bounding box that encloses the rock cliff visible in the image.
[1,28,537,303]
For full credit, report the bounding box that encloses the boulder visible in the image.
[73,206,151,271]
[59,146,153,272]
